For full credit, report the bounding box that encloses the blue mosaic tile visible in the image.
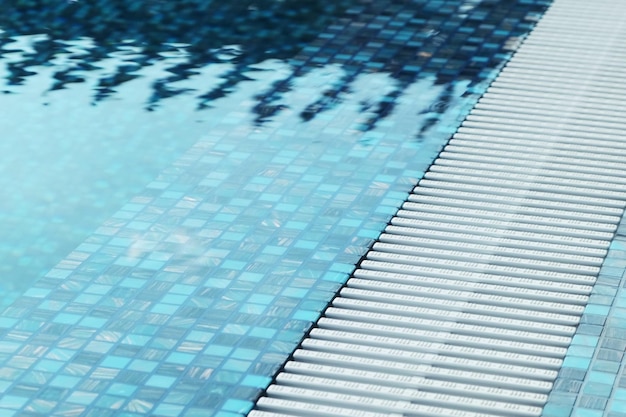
[0,0,554,416]
[571,410,605,417]
[544,227,626,416]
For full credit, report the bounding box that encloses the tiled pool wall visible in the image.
[0,1,554,416]
[543,216,626,417]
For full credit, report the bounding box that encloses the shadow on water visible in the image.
[0,1,555,412]
[0,1,357,102]
[1,0,549,129]
[0,0,550,303]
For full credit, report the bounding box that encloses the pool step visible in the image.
[250,0,626,415]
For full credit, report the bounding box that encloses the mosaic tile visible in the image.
[544,212,626,416]
[0,0,554,416]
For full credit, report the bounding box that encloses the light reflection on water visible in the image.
[0,36,213,301]
[0,0,548,308]
[0,43,467,306]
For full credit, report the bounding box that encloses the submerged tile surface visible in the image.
[0,1,552,416]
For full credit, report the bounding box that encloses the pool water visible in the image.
[0,0,364,303]
[0,0,546,304]
[0,1,551,416]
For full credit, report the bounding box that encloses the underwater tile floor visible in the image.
[5,0,626,416]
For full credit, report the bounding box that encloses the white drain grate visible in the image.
[250,0,626,415]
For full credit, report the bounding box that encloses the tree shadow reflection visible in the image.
[0,0,550,131]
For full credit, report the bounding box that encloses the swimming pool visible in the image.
[0,1,552,416]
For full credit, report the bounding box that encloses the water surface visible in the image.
[0,1,551,415]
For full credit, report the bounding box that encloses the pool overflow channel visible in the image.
[250,0,626,416]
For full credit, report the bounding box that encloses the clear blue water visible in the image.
[0,0,546,304]
[0,0,363,303]
[0,36,219,304]
[0,1,554,416]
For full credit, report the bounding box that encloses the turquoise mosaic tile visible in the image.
[0,0,553,416]
[543,230,626,417]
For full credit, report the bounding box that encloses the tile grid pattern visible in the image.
[0,1,551,417]
[252,0,626,416]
